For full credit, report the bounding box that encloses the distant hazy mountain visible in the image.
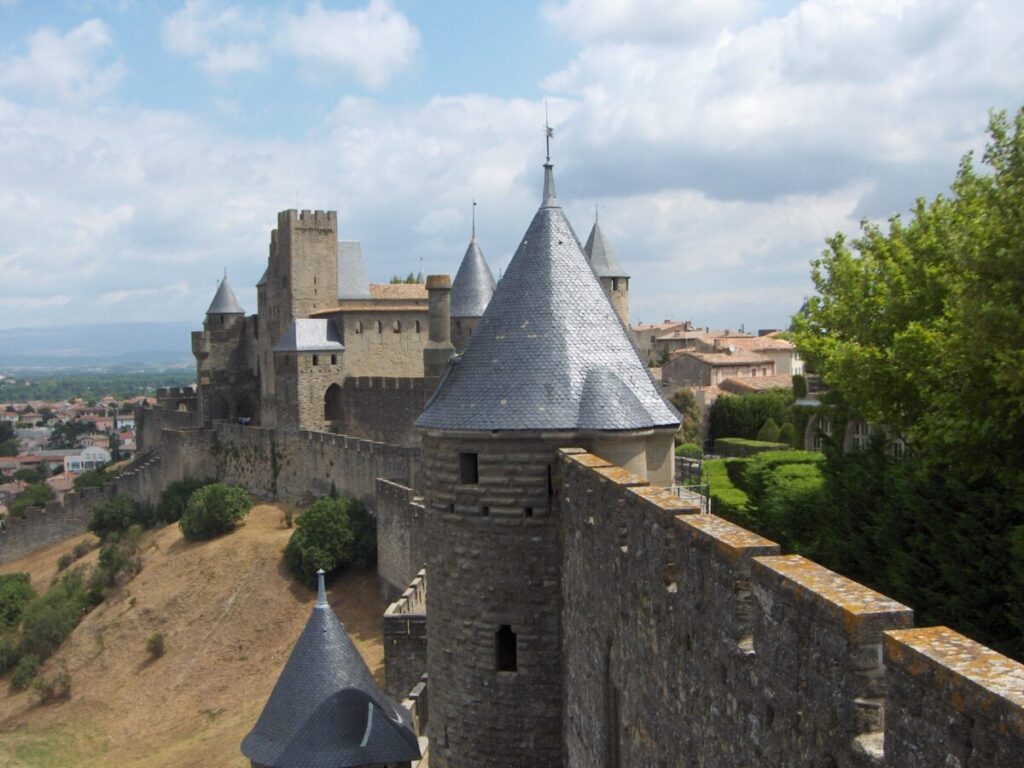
[0,322,194,368]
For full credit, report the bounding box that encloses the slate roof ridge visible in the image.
[206,276,244,315]
[416,162,679,433]
[450,234,497,318]
[241,571,419,768]
[338,240,372,299]
[584,219,628,278]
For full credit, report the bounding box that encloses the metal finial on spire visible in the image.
[223,266,227,280]
[595,203,599,223]
[316,568,327,607]
[472,199,477,238]
[544,100,554,163]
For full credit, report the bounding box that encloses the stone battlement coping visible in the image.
[753,554,914,643]
[591,464,647,487]
[563,452,613,469]
[884,627,1024,731]
[678,514,779,562]
[385,569,427,618]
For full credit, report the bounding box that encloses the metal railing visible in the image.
[671,483,711,514]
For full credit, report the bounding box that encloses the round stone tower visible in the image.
[415,161,679,768]
[584,215,630,327]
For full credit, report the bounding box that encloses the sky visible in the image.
[0,0,1022,332]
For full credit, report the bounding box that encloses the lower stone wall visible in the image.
[558,449,1024,768]
[384,570,428,701]
[377,479,426,598]
[0,451,165,565]
[331,376,429,448]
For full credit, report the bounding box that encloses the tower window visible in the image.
[331,354,337,365]
[495,625,517,671]
[459,452,478,484]
[393,320,401,333]
[312,354,319,366]
[415,320,422,333]
[376,320,383,333]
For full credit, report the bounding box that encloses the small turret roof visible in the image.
[241,572,420,768]
[338,241,371,300]
[416,164,678,433]
[450,236,496,318]
[584,219,628,279]
[273,319,344,353]
[206,276,244,315]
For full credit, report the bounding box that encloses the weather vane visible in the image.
[472,199,477,238]
[544,99,554,163]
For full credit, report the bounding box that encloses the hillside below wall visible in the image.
[559,449,1024,768]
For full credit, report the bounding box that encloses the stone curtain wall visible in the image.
[0,451,165,565]
[558,449,1024,768]
[384,570,428,700]
[136,405,201,452]
[333,377,428,447]
[376,478,426,598]
[211,423,418,508]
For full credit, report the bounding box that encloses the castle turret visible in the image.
[584,214,630,326]
[241,570,420,768]
[205,274,245,330]
[448,219,496,352]
[416,158,679,768]
[423,274,454,383]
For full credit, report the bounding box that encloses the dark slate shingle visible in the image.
[416,165,678,433]
[206,276,245,315]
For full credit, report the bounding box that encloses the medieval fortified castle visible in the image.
[3,155,1023,766]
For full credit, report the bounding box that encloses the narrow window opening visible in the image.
[481,506,489,517]
[415,320,422,333]
[393,320,402,333]
[376,321,383,333]
[524,507,533,518]
[447,503,455,515]
[459,452,479,484]
[330,354,337,365]
[354,321,363,334]
[495,625,517,671]
[547,464,555,497]
[312,355,319,366]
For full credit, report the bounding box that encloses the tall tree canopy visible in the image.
[791,108,1024,658]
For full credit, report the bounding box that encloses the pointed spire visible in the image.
[206,274,244,315]
[316,569,327,608]
[584,217,629,279]
[450,223,497,318]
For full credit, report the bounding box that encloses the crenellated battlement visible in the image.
[558,448,1024,767]
[277,209,337,230]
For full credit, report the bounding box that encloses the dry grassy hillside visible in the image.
[0,503,385,768]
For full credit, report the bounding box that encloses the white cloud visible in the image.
[162,0,418,86]
[279,0,419,89]
[162,0,266,74]
[542,0,757,44]
[0,19,124,102]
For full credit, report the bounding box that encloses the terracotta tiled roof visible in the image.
[719,335,794,351]
[719,374,794,394]
[676,350,773,366]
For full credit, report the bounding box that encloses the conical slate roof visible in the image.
[416,165,678,433]
[584,220,628,278]
[338,241,371,300]
[206,276,244,315]
[450,236,496,318]
[242,572,420,768]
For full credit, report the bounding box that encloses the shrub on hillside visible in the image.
[284,496,377,588]
[146,632,165,659]
[178,484,251,541]
[11,653,40,690]
[0,573,36,630]
[157,478,213,523]
[0,636,20,675]
[756,417,781,443]
[94,527,143,590]
[33,663,71,703]
[88,494,138,539]
[19,570,90,661]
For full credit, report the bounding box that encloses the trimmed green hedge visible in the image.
[703,459,751,526]
[714,438,790,457]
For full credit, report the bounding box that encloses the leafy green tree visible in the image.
[669,388,702,444]
[0,573,36,630]
[156,478,212,523]
[791,107,1024,659]
[178,483,251,541]
[10,483,55,516]
[709,391,792,441]
[48,420,96,450]
[74,468,116,491]
[284,496,377,587]
[88,494,138,539]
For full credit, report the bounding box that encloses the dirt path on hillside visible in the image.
[0,503,386,768]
